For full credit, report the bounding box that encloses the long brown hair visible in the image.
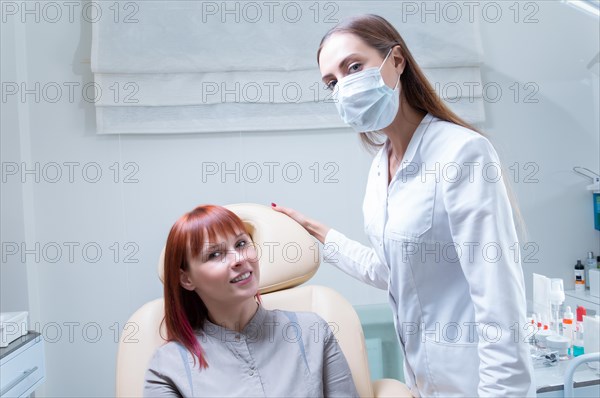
[317,14,527,240]
[317,14,481,150]
[162,205,258,369]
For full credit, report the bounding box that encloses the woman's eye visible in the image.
[236,240,247,249]
[348,63,362,73]
[325,63,362,91]
[207,251,221,260]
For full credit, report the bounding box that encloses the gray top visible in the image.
[143,305,359,397]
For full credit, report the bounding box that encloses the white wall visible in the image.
[1,1,598,396]
[1,13,29,314]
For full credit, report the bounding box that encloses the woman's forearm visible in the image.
[304,219,330,244]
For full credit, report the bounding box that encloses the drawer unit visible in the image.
[0,332,45,397]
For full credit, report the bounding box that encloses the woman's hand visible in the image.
[270,203,331,244]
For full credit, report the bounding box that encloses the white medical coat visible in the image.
[325,114,535,397]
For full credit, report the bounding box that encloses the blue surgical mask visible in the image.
[332,48,401,133]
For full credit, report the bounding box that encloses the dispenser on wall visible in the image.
[573,167,600,231]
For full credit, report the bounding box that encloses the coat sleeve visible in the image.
[441,135,535,397]
[323,228,389,290]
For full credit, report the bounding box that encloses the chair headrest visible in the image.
[158,203,319,293]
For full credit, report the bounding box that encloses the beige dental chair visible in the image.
[115,203,412,397]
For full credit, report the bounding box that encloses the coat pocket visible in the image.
[422,336,480,396]
[386,175,436,241]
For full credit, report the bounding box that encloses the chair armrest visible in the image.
[372,378,413,398]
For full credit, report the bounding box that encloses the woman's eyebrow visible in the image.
[203,233,246,249]
[201,243,222,254]
[321,53,361,83]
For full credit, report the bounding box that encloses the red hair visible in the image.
[162,205,260,369]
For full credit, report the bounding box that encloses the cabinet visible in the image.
[535,356,599,397]
[0,332,45,397]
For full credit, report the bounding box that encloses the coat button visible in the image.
[249,370,254,376]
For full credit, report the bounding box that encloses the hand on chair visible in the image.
[271,203,331,244]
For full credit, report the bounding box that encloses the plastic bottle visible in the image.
[542,313,550,332]
[575,260,586,292]
[586,252,595,289]
[527,315,538,346]
[549,278,565,333]
[533,313,555,348]
[573,306,586,356]
[562,306,574,356]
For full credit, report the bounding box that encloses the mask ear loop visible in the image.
[378,48,393,72]
[379,47,402,90]
[393,71,401,90]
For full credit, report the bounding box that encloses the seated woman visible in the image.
[143,205,359,397]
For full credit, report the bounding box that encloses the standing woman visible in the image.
[272,14,534,397]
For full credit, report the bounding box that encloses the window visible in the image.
[563,0,600,17]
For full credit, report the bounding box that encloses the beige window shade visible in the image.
[91,1,485,134]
